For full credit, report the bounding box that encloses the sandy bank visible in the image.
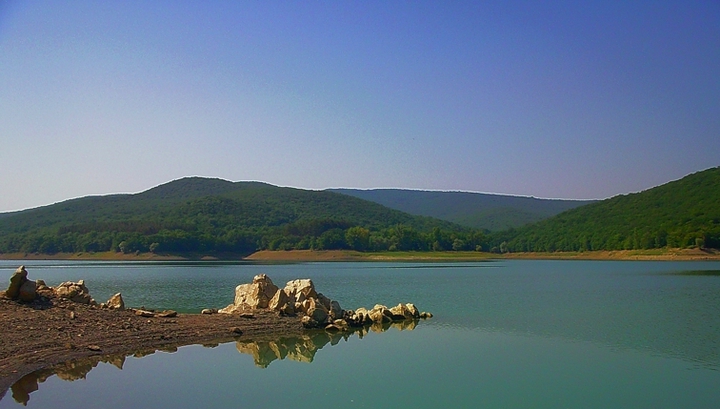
[2,249,718,263]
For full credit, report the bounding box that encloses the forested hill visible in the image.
[329,189,593,230]
[0,177,485,256]
[497,167,720,252]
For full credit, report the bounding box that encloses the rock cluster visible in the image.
[219,274,432,330]
[4,266,127,310]
[219,275,344,323]
[54,280,96,304]
[2,266,53,302]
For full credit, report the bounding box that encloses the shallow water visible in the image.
[1,259,719,408]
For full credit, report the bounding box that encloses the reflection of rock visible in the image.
[54,360,96,381]
[10,372,38,406]
[235,320,419,368]
[9,353,128,405]
[236,332,332,368]
[106,355,126,370]
[391,319,418,331]
[8,311,423,406]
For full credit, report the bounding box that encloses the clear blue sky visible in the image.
[1,0,718,212]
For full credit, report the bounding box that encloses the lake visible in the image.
[1,259,719,408]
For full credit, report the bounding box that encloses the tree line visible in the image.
[0,220,488,256]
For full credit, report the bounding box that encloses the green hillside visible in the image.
[0,178,485,257]
[329,189,592,230]
[497,167,720,252]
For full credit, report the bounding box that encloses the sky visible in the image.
[1,0,719,212]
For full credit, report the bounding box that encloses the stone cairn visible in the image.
[218,274,432,330]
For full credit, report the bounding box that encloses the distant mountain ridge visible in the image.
[0,177,483,257]
[328,189,593,230]
[498,166,720,251]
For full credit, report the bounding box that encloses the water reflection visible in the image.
[10,355,126,406]
[236,320,418,368]
[667,269,720,276]
[5,320,418,405]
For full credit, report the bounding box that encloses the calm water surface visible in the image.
[1,259,719,408]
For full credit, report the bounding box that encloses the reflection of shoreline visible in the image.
[236,320,418,368]
[7,345,182,406]
[9,355,126,406]
[5,320,419,405]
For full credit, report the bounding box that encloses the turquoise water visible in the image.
[1,260,719,408]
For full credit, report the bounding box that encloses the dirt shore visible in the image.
[0,297,305,399]
[3,248,718,263]
[0,252,188,261]
[246,249,720,262]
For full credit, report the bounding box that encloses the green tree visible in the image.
[345,226,370,251]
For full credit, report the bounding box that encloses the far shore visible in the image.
[2,248,719,262]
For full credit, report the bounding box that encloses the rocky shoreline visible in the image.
[0,268,431,401]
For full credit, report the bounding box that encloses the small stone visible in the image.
[69,311,76,320]
[230,327,243,335]
[106,293,125,310]
[157,310,177,318]
[135,309,155,318]
[239,312,255,318]
[201,308,215,315]
[87,345,101,351]
[301,315,318,328]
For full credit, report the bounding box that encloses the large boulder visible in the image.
[235,274,279,309]
[18,280,37,302]
[220,274,280,314]
[329,300,344,320]
[405,303,420,319]
[305,297,329,325]
[368,305,393,324]
[389,303,415,320]
[347,307,372,326]
[283,279,317,304]
[268,287,294,315]
[6,266,28,299]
